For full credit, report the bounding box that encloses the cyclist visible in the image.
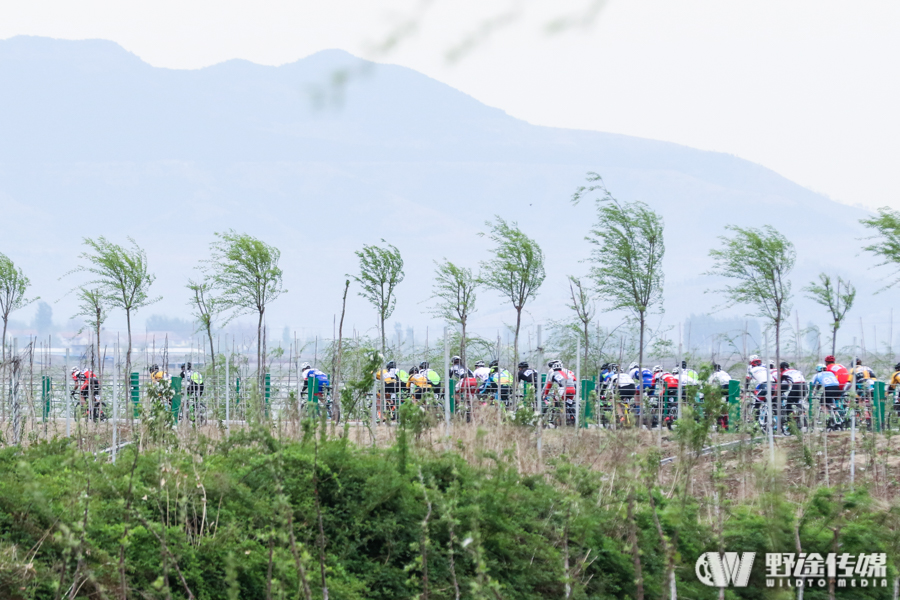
[708,363,732,391]
[889,362,900,415]
[449,355,473,380]
[480,360,513,404]
[419,361,443,396]
[851,358,877,396]
[407,366,429,400]
[746,355,775,421]
[542,360,577,424]
[810,364,843,429]
[674,362,700,386]
[628,362,654,392]
[180,362,204,399]
[824,355,851,390]
[472,360,490,383]
[779,362,808,430]
[517,361,538,384]
[604,363,637,424]
[300,362,330,395]
[149,363,168,383]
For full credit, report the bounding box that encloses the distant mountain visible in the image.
[0,36,886,347]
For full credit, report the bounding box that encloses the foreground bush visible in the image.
[0,427,897,599]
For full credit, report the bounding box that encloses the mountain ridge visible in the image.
[0,35,883,343]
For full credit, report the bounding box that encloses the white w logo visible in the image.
[695,552,756,587]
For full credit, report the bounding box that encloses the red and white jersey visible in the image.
[543,368,575,395]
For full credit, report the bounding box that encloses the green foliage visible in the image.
[479,216,545,365]
[204,230,285,324]
[575,173,665,322]
[706,224,795,324]
[804,273,856,356]
[71,287,107,338]
[861,206,900,288]
[0,436,898,599]
[479,216,545,314]
[352,240,404,352]
[72,236,159,317]
[0,252,36,358]
[429,259,478,327]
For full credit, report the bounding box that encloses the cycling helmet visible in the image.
[600,363,610,371]
[749,354,762,367]
[672,367,681,375]
[475,360,485,368]
[518,361,529,369]
[681,360,688,369]
[608,363,618,373]
[419,361,429,370]
[301,362,312,371]
[409,366,419,374]
[70,367,80,376]
[713,363,722,371]
[385,361,396,370]
[186,361,192,370]
[548,360,563,370]
[895,362,900,371]
[815,364,826,372]
[824,355,835,364]
[489,359,499,368]
[628,362,639,371]
[451,355,461,363]
[652,365,663,373]
[780,361,790,370]
[768,362,775,369]
[149,364,159,373]
[179,363,186,370]
[855,358,863,365]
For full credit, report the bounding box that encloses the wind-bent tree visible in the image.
[566,276,595,371]
[430,259,479,367]
[187,279,219,375]
[72,237,158,387]
[72,288,108,376]
[574,175,664,372]
[352,240,404,359]
[803,274,855,356]
[479,217,545,369]
[0,253,37,361]
[861,206,900,290]
[205,230,284,383]
[707,225,794,451]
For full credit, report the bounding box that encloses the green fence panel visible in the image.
[42,376,51,421]
[449,378,456,414]
[235,377,241,405]
[873,381,886,433]
[580,378,595,426]
[265,373,271,417]
[130,372,140,417]
[728,380,741,427]
[170,376,182,422]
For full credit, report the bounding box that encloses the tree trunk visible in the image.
[206,325,216,377]
[513,307,522,373]
[2,315,8,362]
[257,309,265,392]
[832,324,838,357]
[639,312,646,428]
[460,319,467,369]
[95,315,102,380]
[775,316,781,434]
[125,308,132,417]
[583,320,590,377]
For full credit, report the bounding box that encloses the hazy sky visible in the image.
[3,0,899,210]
